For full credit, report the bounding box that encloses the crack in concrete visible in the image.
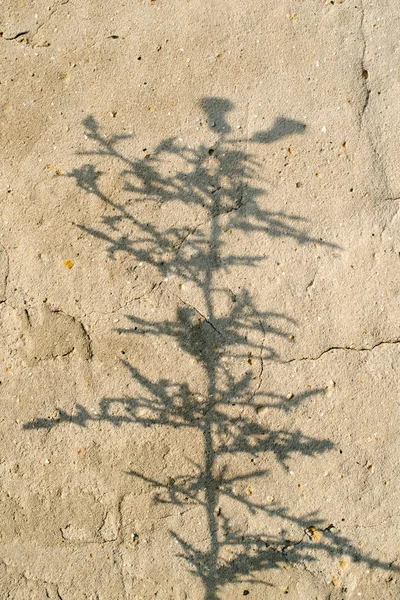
[174,294,224,337]
[249,317,265,404]
[1,563,65,598]
[359,1,371,124]
[172,191,245,258]
[383,196,400,204]
[0,242,9,303]
[30,0,70,44]
[173,222,205,256]
[0,31,29,40]
[78,320,93,359]
[357,0,392,200]
[305,269,318,294]
[21,304,93,361]
[79,281,164,320]
[132,281,163,301]
[284,338,400,364]
[280,523,336,555]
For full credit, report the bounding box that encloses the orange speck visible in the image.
[308,526,322,542]
[63,259,75,269]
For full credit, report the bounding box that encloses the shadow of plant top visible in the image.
[66,100,336,283]
[24,98,396,599]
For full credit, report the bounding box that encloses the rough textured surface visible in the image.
[1,1,399,598]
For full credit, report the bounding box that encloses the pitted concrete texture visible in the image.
[1,1,399,598]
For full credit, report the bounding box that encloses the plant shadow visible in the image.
[23,97,398,598]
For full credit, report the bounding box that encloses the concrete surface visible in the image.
[1,0,399,598]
